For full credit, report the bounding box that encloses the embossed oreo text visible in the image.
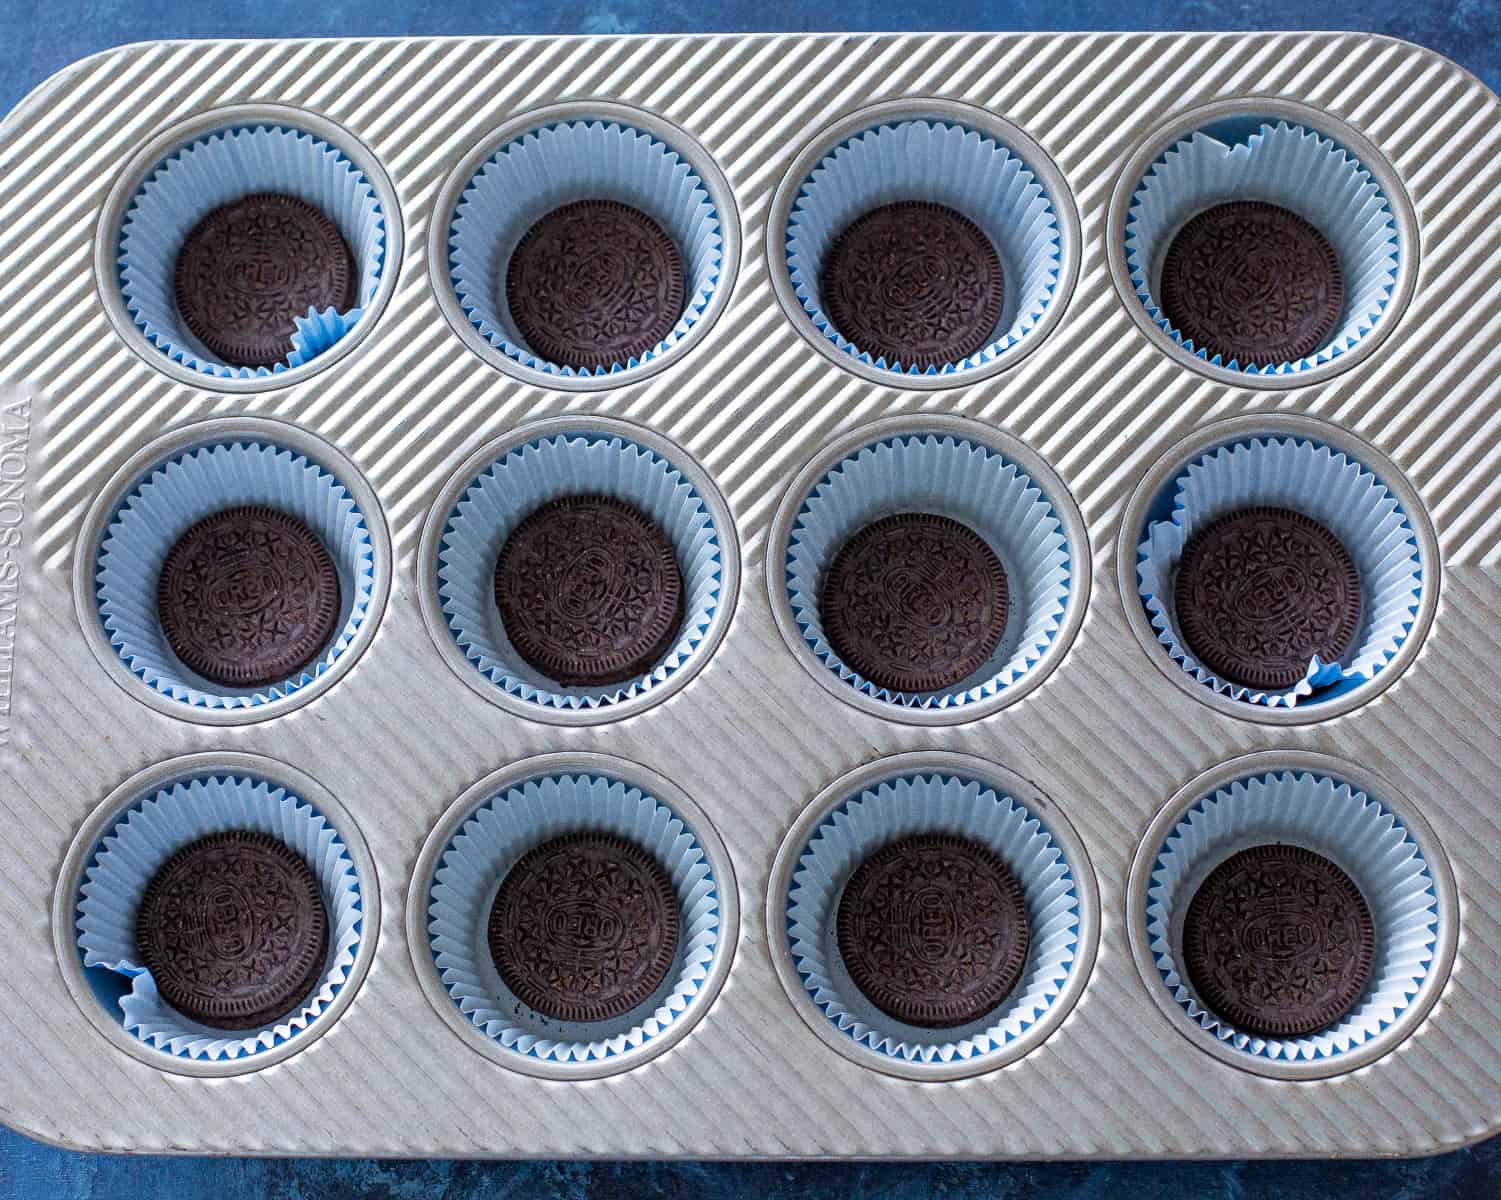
[506,200,686,371]
[820,201,1004,370]
[488,832,681,1023]
[1183,843,1375,1039]
[821,512,1008,694]
[837,833,1030,1029]
[1175,506,1361,691]
[174,192,356,368]
[1159,201,1344,367]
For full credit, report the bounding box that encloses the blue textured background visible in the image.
[1,2,1498,1196]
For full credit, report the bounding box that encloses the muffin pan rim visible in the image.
[1113,411,1439,726]
[50,750,383,1079]
[1124,749,1459,1081]
[765,750,1101,1082]
[91,101,405,394]
[70,415,394,727]
[1,30,1498,1159]
[765,96,1083,391]
[1104,94,1419,390]
[404,751,741,1081]
[426,97,743,391]
[765,412,1091,726]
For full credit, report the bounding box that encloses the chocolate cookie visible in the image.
[135,830,329,1030]
[818,201,1004,370]
[1175,506,1361,691]
[157,505,341,689]
[494,494,683,687]
[1183,843,1375,1038]
[488,832,680,1023]
[820,512,1008,694]
[506,199,685,370]
[1159,201,1344,367]
[838,833,1030,1029]
[174,192,357,368]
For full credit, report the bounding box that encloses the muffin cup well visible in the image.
[426,770,722,1066]
[448,118,723,377]
[1144,766,1440,1065]
[94,438,377,711]
[1135,434,1422,708]
[1125,120,1397,375]
[117,124,387,379]
[785,118,1061,376]
[780,760,1089,1074]
[437,430,724,712]
[785,432,1071,711]
[74,771,364,1063]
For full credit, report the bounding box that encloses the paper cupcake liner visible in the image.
[449,119,723,376]
[95,439,377,710]
[438,433,722,710]
[787,771,1080,1064]
[1145,768,1438,1062]
[1125,120,1397,375]
[118,124,387,379]
[785,119,1061,375]
[786,433,1070,708]
[427,772,720,1063]
[1135,435,1421,708]
[74,772,364,1062]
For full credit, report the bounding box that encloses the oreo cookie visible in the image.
[506,199,686,371]
[1175,506,1361,691]
[487,832,680,1023]
[1183,843,1376,1038]
[173,192,357,368]
[157,505,341,689]
[837,833,1030,1029]
[1159,201,1344,367]
[135,830,329,1030]
[820,512,1008,694]
[493,494,684,687]
[818,201,1004,370]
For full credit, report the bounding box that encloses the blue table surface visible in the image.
[1,2,1498,1197]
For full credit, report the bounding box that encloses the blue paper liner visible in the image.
[785,119,1061,375]
[75,772,364,1061]
[786,433,1070,709]
[95,439,376,710]
[1145,768,1438,1062]
[427,772,721,1063]
[786,771,1080,1064]
[437,432,722,710]
[448,119,722,376]
[1125,121,1397,375]
[117,124,387,379]
[1135,435,1421,708]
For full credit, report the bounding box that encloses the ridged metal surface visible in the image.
[0,32,1499,1158]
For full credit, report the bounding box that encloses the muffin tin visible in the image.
[2,31,1499,1158]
